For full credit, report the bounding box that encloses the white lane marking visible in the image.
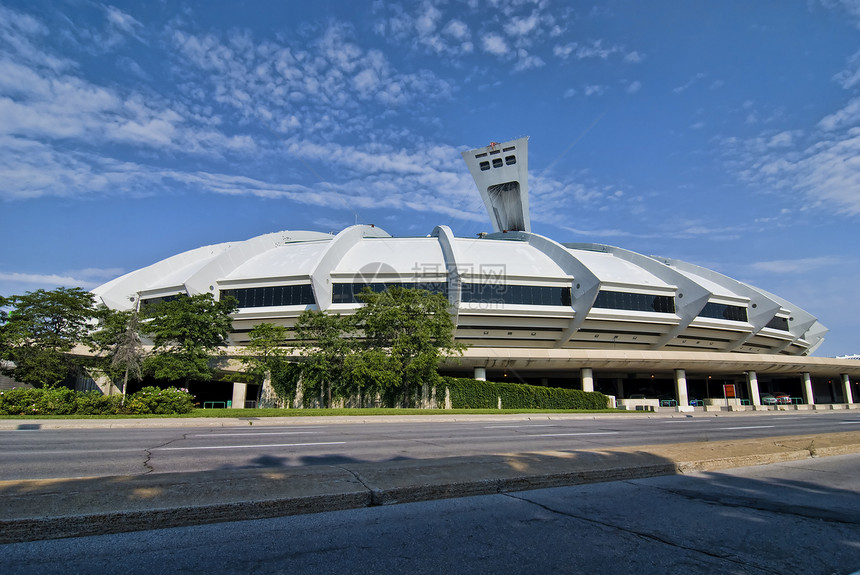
[527,432,620,437]
[153,441,345,451]
[190,432,318,437]
[718,426,775,430]
[483,425,555,429]
[839,421,860,424]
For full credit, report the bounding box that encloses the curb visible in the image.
[2,431,859,544]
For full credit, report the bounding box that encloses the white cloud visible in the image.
[504,14,539,36]
[673,72,707,94]
[626,80,641,94]
[482,33,509,56]
[442,19,469,40]
[0,271,102,291]
[834,49,860,88]
[514,49,544,71]
[818,97,860,131]
[554,40,623,61]
[749,256,841,274]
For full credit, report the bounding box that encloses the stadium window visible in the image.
[480,161,490,171]
[766,316,790,331]
[593,290,675,314]
[459,284,572,306]
[505,155,516,165]
[331,282,448,304]
[699,302,748,322]
[221,284,316,308]
[492,158,503,168]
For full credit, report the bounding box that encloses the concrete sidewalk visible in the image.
[2,429,859,544]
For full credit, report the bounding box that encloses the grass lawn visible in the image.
[0,407,628,419]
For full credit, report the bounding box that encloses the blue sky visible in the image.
[1,0,859,357]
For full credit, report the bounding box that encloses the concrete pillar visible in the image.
[474,367,487,381]
[674,369,689,406]
[581,367,594,392]
[231,382,247,409]
[616,378,624,399]
[842,374,854,404]
[801,372,815,405]
[747,371,761,406]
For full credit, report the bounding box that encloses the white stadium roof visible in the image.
[92,137,827,357]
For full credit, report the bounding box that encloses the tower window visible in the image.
[492,158,503,168]
[480,161,490,171]
[505,155,516,165]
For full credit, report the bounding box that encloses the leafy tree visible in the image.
[343,348,399,406]
[354,287,462,406]
[293,309,354,407]
[0,287,98,387]
[91,308,145,405]
[141,293,237,385]
[241,323,297,406]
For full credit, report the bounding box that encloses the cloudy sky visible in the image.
[2,0,859,356]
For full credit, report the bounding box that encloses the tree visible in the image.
[0,287,97,387]
[354,287,462,406]
[241,323,298,407]
[141,293,237,385]
[91,308,145,405]
[293,310,354,408]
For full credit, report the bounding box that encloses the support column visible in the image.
[580,367,594,392]
[231,382,247,409]
[474,367,487,381]
[801,372,815,405]
[615,378,624,399]
[674,369,689,407]
[842,374,854,404]
[747,371,761,406]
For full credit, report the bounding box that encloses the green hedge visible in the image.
[0,386,194,416]
[439,377,608,410]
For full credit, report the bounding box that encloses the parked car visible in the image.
[760,393,777,405]
[773,392,792,405]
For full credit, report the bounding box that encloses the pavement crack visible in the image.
[337,466,383,506]
[634,482,860,526]
[142,433,191,474]
[501,492,783,574]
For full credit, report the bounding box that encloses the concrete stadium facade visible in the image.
[92,138,860,409]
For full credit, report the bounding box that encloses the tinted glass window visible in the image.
[331,282,448,304]
[592,290,676,314]
[460,284,572,306]
[766,316,790,331]
[221,285,316,308]
[699,302,748,322]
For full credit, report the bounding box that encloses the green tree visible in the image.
[293,309,354,407]
[354,287,462,406]
[91,308,145,405]
[0,287,97,387]
[141,293,237,385]
[241,323,299,406]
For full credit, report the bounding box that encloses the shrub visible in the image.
[439,377,608,410]
[76,392,123,415]
[35,386,78,415]
[124,386,195,415]
[0,388,41,415]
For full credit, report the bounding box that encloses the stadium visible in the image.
[92,138,860,409]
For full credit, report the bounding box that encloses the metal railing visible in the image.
[203,401,227,409]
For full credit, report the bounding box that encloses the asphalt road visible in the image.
[2,411,860,480]
[3,453,859,575]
